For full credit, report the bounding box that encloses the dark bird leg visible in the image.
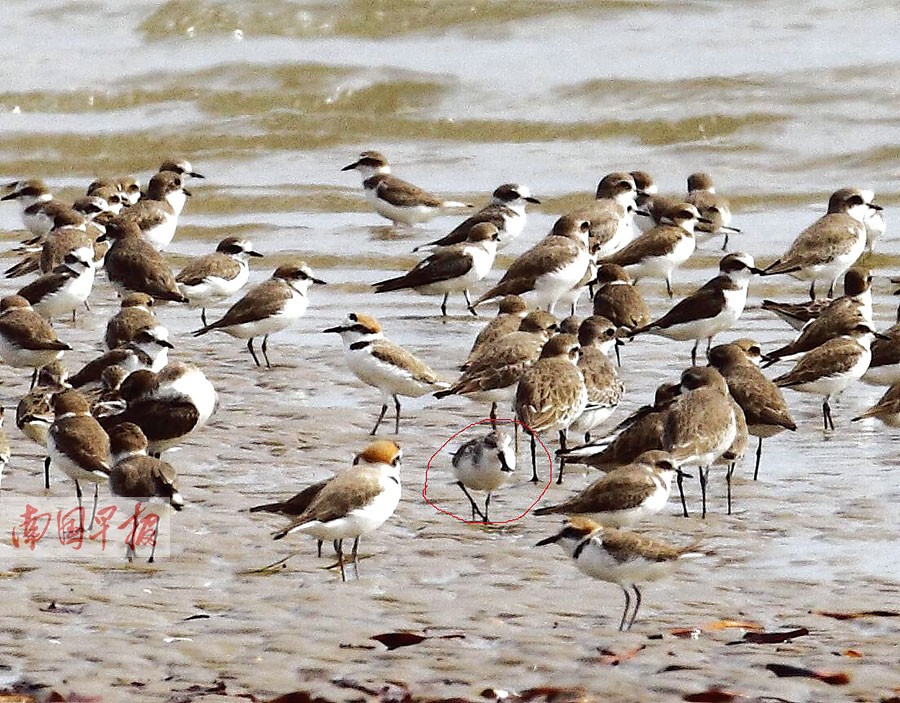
[75,480,85,533]
[722,232,729,251]
[808,281,816,301]
[44,456,51,490]
[676,470,689,518]
[371,403,388,435]
[556,429,568,485]
[393,394,402,434]
[336,539,346,582]
[457,481,485,522]
[753,436,763,481]
[691,340,698,366]
[529,431,539,483]
[618,586,632,631]
[464,290,477,316]
[89,483,100,531]
[490,402,497,431]
[827,279,836,298]
[726,462,735,515]
[699,466,709,520]
[823,398,835,431]
[666,275,674,298]
[626,585,643,631]
[30,368,38,390]
[261,335,272,369]
[484,493,492,523]
[440,292,449,317]
[148,518,160,563]
[317,540,323,558]
[614,341,622,367]
[351,536,360,579]
[247,338,261,367]
[201,308,208,327]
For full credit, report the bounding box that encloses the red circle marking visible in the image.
[421,417,553,525]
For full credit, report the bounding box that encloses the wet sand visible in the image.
[0,232,898,702]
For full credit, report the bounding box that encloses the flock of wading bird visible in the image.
[0,150,894,629]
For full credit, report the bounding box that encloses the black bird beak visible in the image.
[749,267,766,275]
[183,187,192,197]
[635,208,652,218]
[535,534,558,547]
[341,161,360,172]
[188,171,205,179]
[722,225,742,233]
[525,196,541,204]
[323,325,345,334]
[249,251,264,258]
[875,331,891,340]
[311,276,327,285]
[157,339,175,349]
[869,203,884,211]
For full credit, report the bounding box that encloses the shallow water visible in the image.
[0,1,898,701]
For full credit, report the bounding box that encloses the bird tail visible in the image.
[373,276,408,294]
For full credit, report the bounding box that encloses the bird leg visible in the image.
[440,292,449,317]
[556,429,568,485]
[148,519,160,563]
[44,456,51,490]
[691,340,698,366]
[351,536,360,579]
[823,398,835,431]
[699,466,709,520]
[261,335,272,369]
[371,403,388,435]
[666,276,674,298]
[75,480,85,533]
[317,540,323,558]
[201,308,208,327]
[393,394,402,434]
[529,432,540,483]
[676,470,689,518]
[484,493,492,523]
[808,281,816,301]
[336,539,346,582]
[89,483,99,531]
[457,481,486,522]
[246,338,261,367]
[726,462,735,515]
[464,290,477,316]
[618,586,632,631]
[626,585,643,631]
[753,436,763,481]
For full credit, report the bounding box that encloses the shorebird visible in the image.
[761,188,881,299]
[707,341,796,481]
[568,316,624,442]
[273,439,402,581]
[193,263,326,368]
[176,237,263,326]
[373,222,500,316]
[591,264,651,333]
[15,361,69,488]
[0,295,71,385]
[536,517,700,631]
[342,150,471,226]
[107,422,184,562]
[568,172,641,259]
[761,266,872,331]
[560,381,680,472]
[602,203,705,297]
[864,322,900,387]
[47,389,111,530]
[463,295,529,366]
[629,170,658,233]
[158,157,205,180]
[16,247,96,322]
[471,215,591,314]
[69,325,172,388]
[515,334,588,485]
[774,323,878,431]
[628,252,761,364]
[534,451,683,526]
[436,310,559,421]
[662,367,738,518]
[119,170,191,251]
[415,183,539,251]
[104,293,161,350]
[685,172,740,250]
[98,361,218,455]
[451,428,516,522]
[100,218,188,302]
[324,313,447,435]
[2,179,76,237]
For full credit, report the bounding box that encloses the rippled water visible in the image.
[0,1,898,700]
